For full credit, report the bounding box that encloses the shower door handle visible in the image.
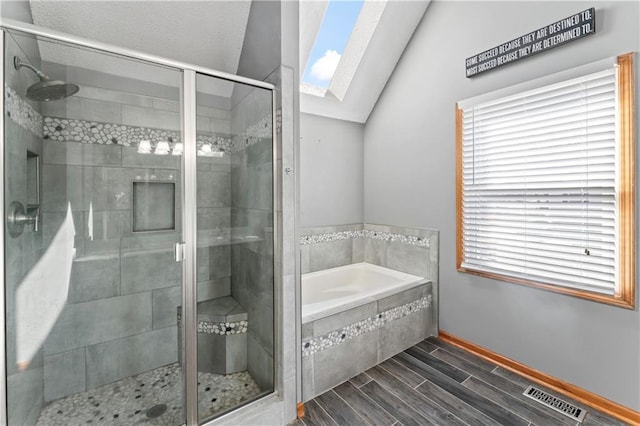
[175,242,185,262]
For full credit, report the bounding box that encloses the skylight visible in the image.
[302,0,364,89]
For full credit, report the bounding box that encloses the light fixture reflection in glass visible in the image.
[138,140,151,154]
[197,144,224,157]
[155,141,170,155]
[172,142,183,156]
[198,143,213,157]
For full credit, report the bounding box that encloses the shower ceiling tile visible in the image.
[28,0,251,97]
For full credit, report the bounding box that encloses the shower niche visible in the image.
[132,181,176,232]
[2,24,275,426]
[6,150,40,238]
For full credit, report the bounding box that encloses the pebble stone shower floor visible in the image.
[36,363,262,425]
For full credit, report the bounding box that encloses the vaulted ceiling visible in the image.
[299,0,430,123]
[24,1,252,98]
[28,0,251,75]
[2,0,430,121]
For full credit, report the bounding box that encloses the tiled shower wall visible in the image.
[6,59,277,425]
[4,34,45,425]
[230,86,275,391]
[38,84,234,402]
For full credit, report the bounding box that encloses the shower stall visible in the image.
[1,19,277,426]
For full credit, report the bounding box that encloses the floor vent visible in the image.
[523,385,587,423]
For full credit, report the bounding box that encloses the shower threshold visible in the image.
[36,362,261,425]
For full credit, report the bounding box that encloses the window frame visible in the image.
[456,53,635,309]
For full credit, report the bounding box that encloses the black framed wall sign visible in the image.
[466,8,596,77]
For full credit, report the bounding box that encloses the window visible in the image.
[456,53,635,308]
[301,0,364,95]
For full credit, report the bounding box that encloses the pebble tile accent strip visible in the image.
[43,117,232,153]
[177,314,248,335]
[4,85,44,138]
[198,320,248,335]
[36,362,260,426]
[300,230,430,248]
[301,295,432,358]
[230,114,273,152]
[300,230,361,245]
[5,85,273,153]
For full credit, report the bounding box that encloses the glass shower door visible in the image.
[3,28,187,425]
[3,21,277,426]
[194,73,275,423]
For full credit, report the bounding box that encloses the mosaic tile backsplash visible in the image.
[302,295,432,358]
[300,229,430,248]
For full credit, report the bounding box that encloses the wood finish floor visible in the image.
[294,337,628,426]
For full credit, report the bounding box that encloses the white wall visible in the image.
[364,1,640,410]
[300,113,364,227]
[0,0,32,21]
[236,0,281,82]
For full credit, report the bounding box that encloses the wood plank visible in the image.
[333,381,396,426]
[396,352,530,426]
[378,358,425,388]
[415,339,439,354]
[465,376,578,426]
[416,378,502,426]
[426,336,497,372]
[492,366,536,388]
[430,346,495,378]
[360,380,435,426]
[366,365,467,426]
[405,346,470,383]
[439,332,639,425]
[431,348,577,426]
[304,335,632,426]
[315,390,368,426]
[493,367,628,426]
[582,414,616,426]
[348,372,372,388]
[302,399,337,426]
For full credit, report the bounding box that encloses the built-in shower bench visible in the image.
[177,296,248,375]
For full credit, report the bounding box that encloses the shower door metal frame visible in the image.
[182,69,199,426]
[0,18,278,426]
[0,27,7,426]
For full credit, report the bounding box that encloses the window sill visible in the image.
[457,266,636,310]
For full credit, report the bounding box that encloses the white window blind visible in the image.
[460,67,619,295]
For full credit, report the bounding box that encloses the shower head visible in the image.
[13,56,79,101]
[25,79,80,102]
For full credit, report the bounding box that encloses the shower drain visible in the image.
[522,385,587,422]
[146,404,168,419]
